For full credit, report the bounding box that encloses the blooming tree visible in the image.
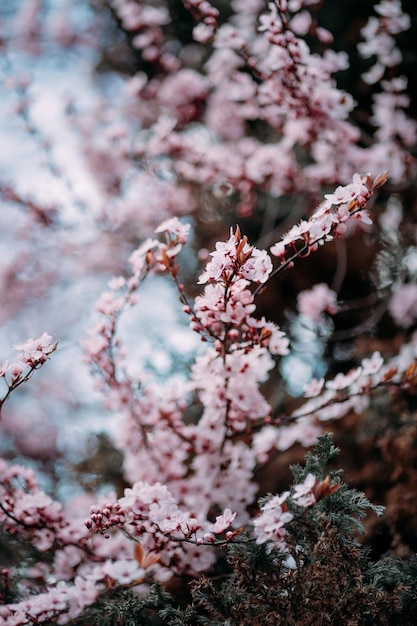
[0,0,417,623]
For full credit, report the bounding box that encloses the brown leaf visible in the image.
[372,170,388,190]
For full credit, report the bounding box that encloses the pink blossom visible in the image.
[263,322,290,355]
[14,491,62,525]
[375,0,410,32]
[209,508,237,534]
[198,233,237,283]
[324,173,370,206]
[244,248,273,284]
[290,11,312,36]
[358,0,410,85]
[155,217,191,244]
[156,505,191,535]
[128,238,159,276]
[277,416,322,451]
[252,425,280,463]
[193,23,215,43]
[221,296,255,324]
[303,377,325,398]
[361,63,386,85]
[32,528,56,552]
[82,334,108,359]
[379,199,403,230]
[258,3,282,35]
[297,283,338,322]
[316,26,333,44]
[253,491,293,549]
[198,228,273,286]
[388,284,417,328]
[102,559,145,585]
[13,332,57,367]
[1,0,417,621]
[157,69,208,111]
[214,24,246,50]
[288,0,319,9]
[95,291,125,316]
[325,367,363,391]
[361,351,384,376]
[292,473,317,507]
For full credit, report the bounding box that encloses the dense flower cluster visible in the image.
[1,0,417,623]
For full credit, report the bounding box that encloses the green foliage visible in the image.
[69,585,174,626]
[291,432,341,482]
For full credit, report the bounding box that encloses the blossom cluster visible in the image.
[0,441,331,623]
[192,225,289,364]
[1,0,417,624]
[0,333,57,413]
[0,459,101,625]
[254,473,312,550]
[1,176,417,622]
[9,0,407,232]
[86,481,240,572]
[120,0,410,215]
[358,0,411,85]
[253,472,340,550]
[270,172,386,262]
[271,340,417,452]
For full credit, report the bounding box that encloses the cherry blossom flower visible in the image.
[358,0,410,84]
[253,491,293,550]
[325,367,363,391]
[209,508,237,534]
[155,217,191,244]
[297,283,338,322]
[290,11,312,36]
[361,351,384,376]
[292,473,316,508]
[102,559,145,585]
[258,3,283,36]
[303,377,325,398]
[324,174,371,206]
[198,232,237,283]
[388,284,417,328]
[239,247,273,284]
[193,22,215,43]
[261,322,290,356]
[13,332,58,367]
